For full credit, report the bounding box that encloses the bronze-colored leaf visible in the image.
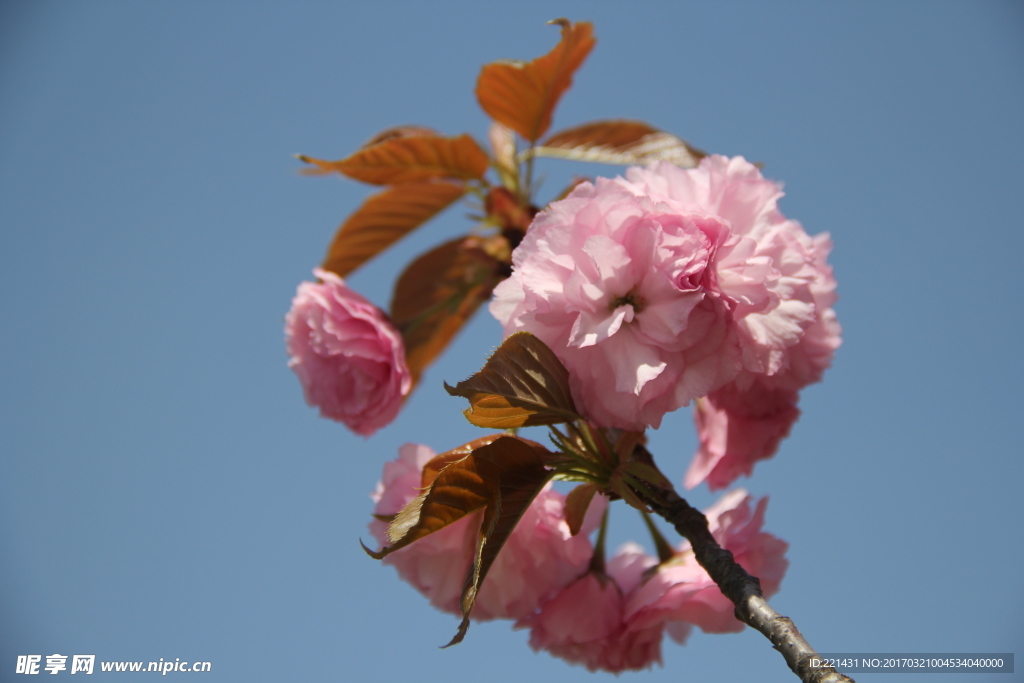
[531,120,707,167]
[299,133,489,185]
[476,19,596,142]
[363,434,553,649]
[361,125,439,148]
[420,435,503,489]
[445,436,553,647]
[445,331,580,429]
[382,437,545,553]
[322,181,466,278]
[564,483,598,536]
[390,237,501,389]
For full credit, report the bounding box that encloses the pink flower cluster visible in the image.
[285,268,411,436]
[491,156,840,487]
[520,489,787,673]
[369,445,787,673]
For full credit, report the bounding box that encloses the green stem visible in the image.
[522,141,536,204]
[574,422,603,465]
[640,510,675,564]
[589,506,609,575]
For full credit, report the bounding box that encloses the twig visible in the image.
[632,445,854,683]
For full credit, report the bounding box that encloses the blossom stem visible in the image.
[630,444,855,683]
[589,507,609,575]
[522,141,536,204]
[639,510,675,564]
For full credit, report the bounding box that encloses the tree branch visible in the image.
[632,445,854,683]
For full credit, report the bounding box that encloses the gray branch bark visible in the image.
[632,445,854,683]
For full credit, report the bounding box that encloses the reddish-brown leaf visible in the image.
[362,434,553,649]
[301,126,442,175]
[369,435,549,559]
[532,120,707,167]
[360,125,439,148]
[368,443,496,558]
[420,435,503,489]
[390,237,501,389]
[321,181,465,278]
[299,133,489,185]
[446,436,553,646]
[564,483,599,536]
[445,332,580,429]
[476,19,596,142]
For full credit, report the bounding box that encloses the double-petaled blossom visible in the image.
[490,156,839,451]
[520,490,787,673]
[285,268,411,436]
[490,165,736,431]
[517,542,661,673]
[368,443,605,621]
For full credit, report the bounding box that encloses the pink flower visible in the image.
[685,384,801,491]
[368,443,605,621]
[491,156,837,432]
[521,490,787,673]
[285,268,411,436]
[518,544,662,673]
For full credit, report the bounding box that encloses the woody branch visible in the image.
[631,445,854,683]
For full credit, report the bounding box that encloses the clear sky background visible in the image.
[2,2,1022,682]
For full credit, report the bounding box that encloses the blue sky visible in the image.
[2,2,1022,682]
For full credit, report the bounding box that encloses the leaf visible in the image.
[476,19,596,142]
[362,435,553,648]
[390,237,501,388]
[368,445,493,558]
[445,331,580,429]
[299,133,489,185]
[564,483,598,536]
[322,181,466,278]
[299,126,442,176]
[531,120,707,167]
[361,125,440,148]
[446,436,553,646]
[420,435,503,489]
[371,434,550,557]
